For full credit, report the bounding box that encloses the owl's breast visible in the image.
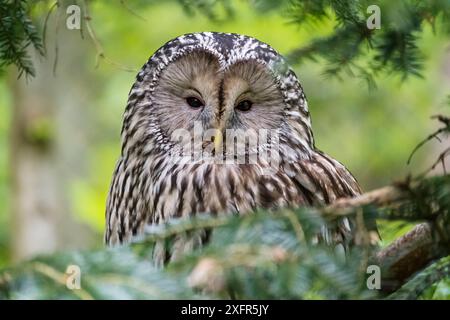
[149,159,313,226]
[106,146,361,246]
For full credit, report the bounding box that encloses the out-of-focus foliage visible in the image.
[285,0,450,82]
[0,0,44,77]
[0,246,197,299]
[180,0,450,83]
[0,212,376,299]
[0,174,449,299]
[389,256,450,300]
[3,0,450,81]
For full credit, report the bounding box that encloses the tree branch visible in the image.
[321,176,449,293]
[375,222,448,293]
[323,184,408,217]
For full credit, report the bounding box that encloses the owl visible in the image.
[105,32,374,265]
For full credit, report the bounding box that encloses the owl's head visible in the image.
[121,32,314,162]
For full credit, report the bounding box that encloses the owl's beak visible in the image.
[213,128,223,151]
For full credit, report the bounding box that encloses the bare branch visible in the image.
[120,0,148,21]
[407,114,450,165]
[42,1,58,54]
[82,0,137,72]
[322,184,409,217]
[375,223,448,292]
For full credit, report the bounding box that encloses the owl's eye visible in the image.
[186,97,204,109]
[235,100,252,112]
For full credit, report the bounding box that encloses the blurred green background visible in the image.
[0,0,449,271]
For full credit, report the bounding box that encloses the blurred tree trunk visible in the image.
[9,3,95,261]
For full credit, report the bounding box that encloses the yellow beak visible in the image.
[214,128,223,152]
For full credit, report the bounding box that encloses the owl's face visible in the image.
[151,50,285,159]
[121,33,314,164]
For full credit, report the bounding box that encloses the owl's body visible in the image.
[105,33,367,263]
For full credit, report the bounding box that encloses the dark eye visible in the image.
[186,97,204,109]
[236,100,252,112]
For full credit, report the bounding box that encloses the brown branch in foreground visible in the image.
[375,222,448,293]
[321,178,449,293]
[322,182,412,217]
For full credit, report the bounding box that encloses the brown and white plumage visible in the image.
[105,32,370,264]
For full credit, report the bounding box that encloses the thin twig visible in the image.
[77,0,85,39]
[407,115,450,165]
[120,0,147,21]
[407,127,446,165]
[53,1,61,76]
[42,1,58,54]
[32,262,94,300]
[427,147,450,175]
[82,0,136,72]
[284,210,306,243]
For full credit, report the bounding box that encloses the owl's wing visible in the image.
[104,157,124,245]
[294,150,380,247]
[105,156,150,245]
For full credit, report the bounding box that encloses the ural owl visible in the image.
[105,32,372,264]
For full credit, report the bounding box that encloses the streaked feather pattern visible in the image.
[105,32,374,264]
